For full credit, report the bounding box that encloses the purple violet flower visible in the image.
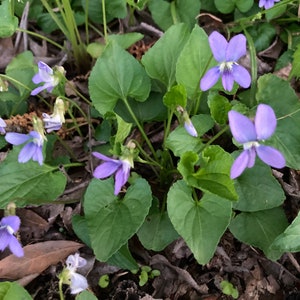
[200,31,251,92]
[184,119,198,137]
[259,0,280,9]
[93,152,132,195]
[0,117,6,134]
[31,61,59,95]
[5,131,44,165]
[229,104,285,179]
[0,216,24,257]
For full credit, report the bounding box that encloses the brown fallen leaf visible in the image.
[0,240,83,280]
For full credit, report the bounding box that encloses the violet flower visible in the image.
[200,31,251,92]
[31,61,59,95]
[184,119,198,137]
[60,253,88,294]
[259,0,280,9]
[0,117,6,134]
[0,216,24,257]
[229,104,285,179]
[5,131,44,165]
[93,152,132,195]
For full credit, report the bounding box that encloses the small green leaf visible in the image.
[142,23,190,89]
[0,282,32,300]
[168,180,232,264]
[139,270,148,286]
[178,146,237,200]
[84,178,152,261]
[99,275,110,288]
[270,211,300,252]
[76,290,98,300]
[214,0,253,14]
[208,93,231,125]
[220,280,239,299]
[0,149,67,208]
[89,41,151,115]
[291,44,300,79]
[163,84,187,109]
[166,114,214,157]
[230,207,288,260]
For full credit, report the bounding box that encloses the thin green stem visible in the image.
[85,0,90,44]
[170,1,178,25]
[58,279,64,300]
[201,125,229,151]
[122,97,158,161]
[65,82,92,105]
[0,74,32,92]
[102,0,108,41]
[163,108,175,148]
[17,28,65,50]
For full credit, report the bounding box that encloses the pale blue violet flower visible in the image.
[0,216,24,257]
[31,61,59,95]
[184,119,198,137]
[259,0,280,9]
[229,104,285,179]
[200,31,251,92]
[5,131,44,165]
[93,152,132,195]
[0,117,6,134]
[60,253,88,294]
[42,97,66,132]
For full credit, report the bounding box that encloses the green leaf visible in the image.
[233,159,285,212]
[176,25,213,100]
[141,23,190,89]
[0,282,32,300]
[167,180,232,264]
[72,215,92,247]
[214,0,253,14]
[247,23,276,52]
[178,146,238,200]
[270,211,300,252]
[0,0,18,37]
[148,0,201,31]
[291,44,300,79]
[208,93,231,125]
[0,149,67,208]
[82,0,127,24]
[230,207,288,260]
[163,84,187,109]
[256,74,300,169]
[89,41,151,115]
[84,178,152,261]
[166,114,214,157]
[137,198,179,251]
[76,290,98,300]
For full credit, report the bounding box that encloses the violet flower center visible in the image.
[243,141,260,150]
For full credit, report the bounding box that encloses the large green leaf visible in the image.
[148,0,201,31]
[256,74,300,169]
[178,146,237,200]
[233,159,285,212]
[0,282,32,300]
[0,0,18,37]
[0,149,67,208]
[141,23,190,89]
[84,178,152,261]
[270,211,300,253]
[166,114,214,157]
[168,180,232,264]
[176,25,213,100]
[230,207,288,260]
[89,41,151,115]
[214,0,253,13]
[137,198,179,251]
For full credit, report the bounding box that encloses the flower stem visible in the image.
[201,125,229,151]
[58,279,65,300]
[102,0,108,42]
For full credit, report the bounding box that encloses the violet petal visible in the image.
[255,104,277,140]
[114,162,130,195]
[230,150,249,179]
[228,110,257,143]
[232,65,251,88]
[221,72,234,91]
[200,67,220,91]
[0,230,10,251]
[208,31,227,62]
[1,216,20,232]
[18,142,36,163]
[247,147,256,168]
[5,132,30,145]
[9,236,24,257]
[93,161,120,179]
[256,145,285,168]
[226,34,247,61]
[92,152,118,163]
